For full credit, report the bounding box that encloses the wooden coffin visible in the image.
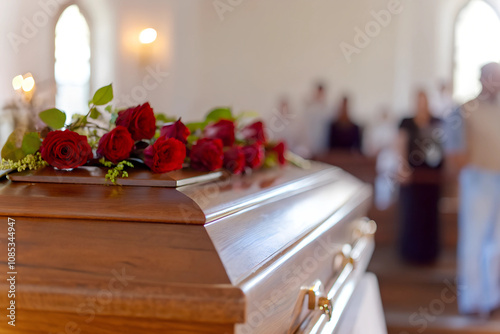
[0,161,375,333]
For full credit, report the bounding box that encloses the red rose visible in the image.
[40,130,93,169]
[242,121,266,143]
[203,119,235,147]
[270,141,287,165]
[190,138,224,171]
[242,143,264,169]
[144,137,186,173]
[160,119,190,144]
[97,126,135,163]
[116,102,156,141]
[223,146,245,174]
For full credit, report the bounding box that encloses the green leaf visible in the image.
[155,114,176,123]
[205,107,233,123]
[186,121,208,133]
[39,108,66,129]
[89,108,101,120]
[72,113,85,121]
[263,151,278,168]
[105,105,113,113]
[91,84,113,106]
[110,112,119,125]
[21,132,41,155]
[236,110,260,120]
[1,129,26,161]
[186,134,199,145]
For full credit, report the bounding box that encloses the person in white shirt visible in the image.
[363,108,399,210]
[432,81,456,119]
[295,83,330,158]
[445,62,500,316]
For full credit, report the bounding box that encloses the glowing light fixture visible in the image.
[22,74,35,92]
[12,75,23,90]
[139,28,157,44]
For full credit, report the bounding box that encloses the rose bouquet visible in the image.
[1,84,288,184]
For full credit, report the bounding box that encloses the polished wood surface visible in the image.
[206,173,370,284]
[0,181,206,224]
[180,164,343,223]
[0,310,235,334]
[236,209,374,334]
[0,217,244,325]
[0,162,373,333]
[9,165,225,187]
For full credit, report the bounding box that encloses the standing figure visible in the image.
[432,80,456,119]
[446,62,500,316]
[397,90,444,263]
[328,95,362,152]
[296,83,330,158]
[364,108,399,210]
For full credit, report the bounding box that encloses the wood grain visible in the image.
[179,163,341,222]
[0,217,244,324]
[0,309,235,334]
[0,162,374,332]
[235,197,374,334]
[9,165,225,187]
[206,172,370,284]
[0,181,206,224]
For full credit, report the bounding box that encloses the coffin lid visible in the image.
[0,162,359,225]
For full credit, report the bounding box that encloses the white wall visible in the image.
[193,0,404,123]
[1,0,56,104]
[0,0,468,136]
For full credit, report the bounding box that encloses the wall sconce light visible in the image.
[12,75,24,91]
[139,28,157,44]
[12,73,36,102]
[22,75,35,93]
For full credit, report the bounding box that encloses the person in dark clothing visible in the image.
[329,96,362,151]
[397,90,443,264]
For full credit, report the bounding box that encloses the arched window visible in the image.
[453,0,500,103]
[55,5,90,122]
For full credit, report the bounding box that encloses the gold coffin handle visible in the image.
[292,219,377,334]
[319,246,354,321]
[315,219,376,320]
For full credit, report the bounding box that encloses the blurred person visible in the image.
[295,83,330,158]
[397,90,444,263]
[432,80,456,119]
[328,95,362,151]
[364,108,399,210]
[363,107,397,157]
[445,62,500,316]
